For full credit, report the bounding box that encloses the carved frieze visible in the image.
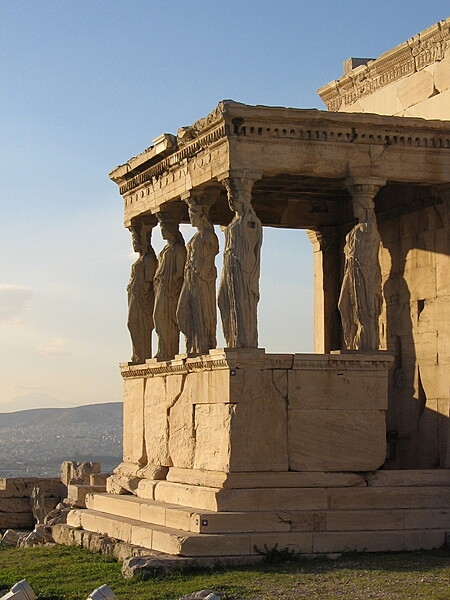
[318,18,450,111]
[121,111,450,203]
[119,123,227,195]
[177,100,229,145]
[292,353,394,371]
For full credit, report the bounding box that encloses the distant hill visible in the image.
[0,402,123,478]
[0,392,77,412]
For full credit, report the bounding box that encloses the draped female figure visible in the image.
[218,196,262,348]
[127,225,157,362]
[177,203,219,355]
[338,200,382,351]
[153,221,186,361]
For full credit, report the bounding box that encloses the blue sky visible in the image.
[1,1,449,411]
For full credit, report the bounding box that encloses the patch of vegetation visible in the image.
[0,545,449,600]
[253,543,302,562]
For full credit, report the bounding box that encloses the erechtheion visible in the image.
[67,18,450,558]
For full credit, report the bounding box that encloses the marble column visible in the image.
[127,216,158,363]
[176,191,219,355]
[218,171,263,348]
[153,205,187,361]
[338,177,386,351]
[307,227,341,353]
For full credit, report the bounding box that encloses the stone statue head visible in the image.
[160,220,184,245]
[130,223,143,254]
[228,194,245,215]
[185,193,214,230]
[188,205,206,228]
[223,177,253,216]
[156,207,185,245]
[130,222,154,255]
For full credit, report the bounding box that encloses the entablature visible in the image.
[110,101,450,229]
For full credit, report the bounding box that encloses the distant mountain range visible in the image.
[0,392,78,413]
[0,402,123,478]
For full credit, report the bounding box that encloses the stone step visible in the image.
[165,468,367,489]
[67,508,252,557]
[85,492,450,536]
[146,481,329,511]
[85,492,316,534]
[140,480,450,512]
[66,506,448,557]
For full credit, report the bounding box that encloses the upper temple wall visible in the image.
[318,18,450,120]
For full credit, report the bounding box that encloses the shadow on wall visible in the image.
[379,188,449,469]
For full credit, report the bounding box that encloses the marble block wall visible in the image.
[113,350,393,491]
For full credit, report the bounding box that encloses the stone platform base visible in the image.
[51,522,263,576]
[67,470,450,558]
[118,350,394,476]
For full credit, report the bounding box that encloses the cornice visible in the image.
[117,104,450,201]
[293,352,394,371]
[120,350,393,379]
[118,122,228,196]
[318,18,450,111]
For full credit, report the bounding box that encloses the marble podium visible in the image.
[68,349,398,556]
[113,349,392,490]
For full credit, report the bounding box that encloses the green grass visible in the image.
[0,545,449,600]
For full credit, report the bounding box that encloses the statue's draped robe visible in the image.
[177,228,219,355]
[218,207,262,348]
[338,220,382,351]
[154,241,187,361]
[127,251,157,362]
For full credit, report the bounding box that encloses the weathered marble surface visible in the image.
[318,18,450,118]
[112,350,392,491]
[127,224,157,363]
[379,194,450,468]
[218,175,262,348]
[339,181,383,351]
[154,218,186,361]
[177,200,219,355]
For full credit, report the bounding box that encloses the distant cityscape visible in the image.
[0,403,123,478]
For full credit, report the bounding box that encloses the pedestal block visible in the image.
[110,349,393,493]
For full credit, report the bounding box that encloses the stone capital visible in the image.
[181,187,221,208]
[129,214,158,229]
[218,170,263,206]
[345,177,386,213]
[217,169,263,183]
[156,201,185,225]
[307,227,338,252]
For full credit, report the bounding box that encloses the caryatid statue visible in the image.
[218,174,263,348]
[176,193,219,355]
[338,178,385,351]
[153,210,187,361]
[127,221,158,362]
